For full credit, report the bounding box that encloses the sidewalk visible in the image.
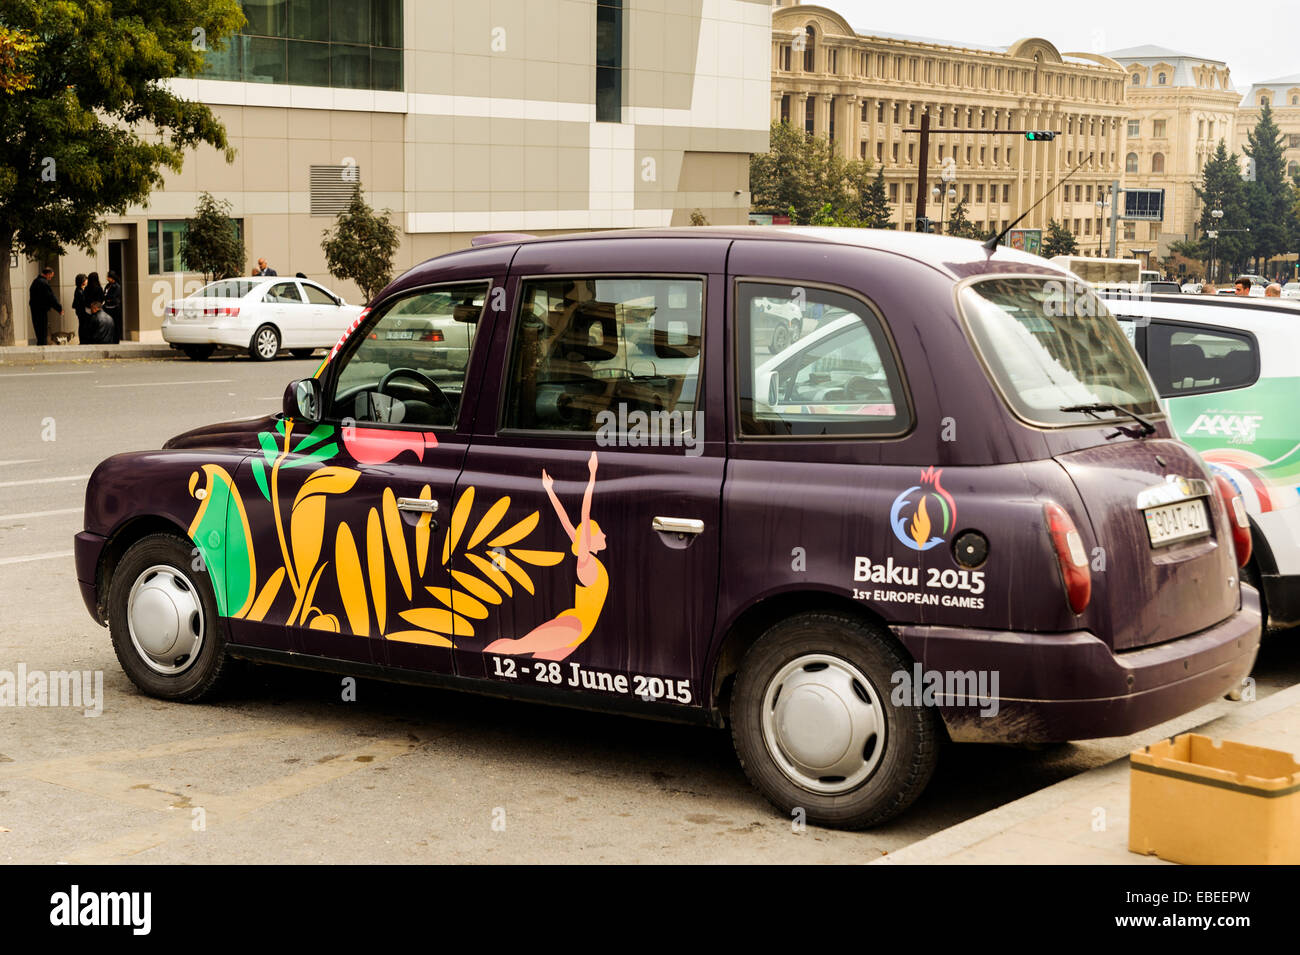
[0,342,178,363]
[873,680,1300,865]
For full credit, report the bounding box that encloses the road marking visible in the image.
[0,549,74,565]
[0,507,81,522]
[95,378,233,388]
[0,459,41,467]
[0,370,94,378]
[0,474,88,488]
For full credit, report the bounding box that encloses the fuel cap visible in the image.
[953,530,989,568]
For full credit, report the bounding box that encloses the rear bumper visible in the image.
[162,324,251,348]
[74,530,107,623]
[892,585,1262,743]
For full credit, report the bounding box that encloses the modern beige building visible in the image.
[770,2,1129,244]
[1106,46,1238,261]
[14,0,771,344]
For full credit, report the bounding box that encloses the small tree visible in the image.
[945,198,981,238]
[1042,219,1078,258]
[182,192,244,283]
[688,209,709,226]
[851,164,893,228]
[321,188,400,303]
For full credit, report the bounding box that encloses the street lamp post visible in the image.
[932,183,956,234]
[1095,188,1111,256]
[1209,208,1224,283]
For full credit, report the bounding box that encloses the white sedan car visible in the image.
[162,276,364,361]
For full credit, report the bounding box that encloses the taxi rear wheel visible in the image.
[107,533,230,702]
[249,324,281,361]
[730,612,940,829]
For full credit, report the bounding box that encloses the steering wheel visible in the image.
[377,367,454,422]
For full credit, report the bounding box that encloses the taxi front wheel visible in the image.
[730,612,940,830]
[107,533,230,702]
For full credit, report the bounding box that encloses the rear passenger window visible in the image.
[736,282,909,437]
[265,282,303,303]
[503,277,702,436]
[1146,322,1258,397]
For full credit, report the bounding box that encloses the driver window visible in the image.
[265,281,303,304]
[736,282,910,437]
[331,282,487,428]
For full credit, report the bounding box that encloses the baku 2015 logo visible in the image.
[890,467,957,551]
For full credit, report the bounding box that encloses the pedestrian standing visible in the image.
[256,257,277,276]
[72,273,90,342]
[85,271,104,307]
[28,266,62,346]
[104,269,123,343]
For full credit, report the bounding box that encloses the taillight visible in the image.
[201,306,240,317]
[1213,474,1252,568]
[1044,502,1091,614]
[165,305,177,316]
[419,329,445,342]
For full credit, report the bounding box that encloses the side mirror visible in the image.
[283,378,322,422]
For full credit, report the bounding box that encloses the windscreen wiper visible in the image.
[1059,403,1157,437]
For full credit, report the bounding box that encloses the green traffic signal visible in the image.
[1025,131,1057,141]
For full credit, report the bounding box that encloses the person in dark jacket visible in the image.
[28,267,62,346]
[81,296,115,344]
[256,257,277,276]
[72,273,90,342]
[85,272,104,307]
[104,269,123,343]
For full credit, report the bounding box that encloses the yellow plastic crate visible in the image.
[1129,733,1300,864]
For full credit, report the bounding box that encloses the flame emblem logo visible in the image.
[890,467,957,552]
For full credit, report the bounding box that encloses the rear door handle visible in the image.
[397,497,439,513]
[652,516,704,535]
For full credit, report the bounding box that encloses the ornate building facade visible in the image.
[770,2,1129,247]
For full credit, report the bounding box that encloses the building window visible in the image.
[891,142,898,162]
[889,182,898,201]
[905,183,913,203]
[962,184,970,202]
[1084,219,1091,236]
[937,144,944,160]
[1152,152,1165,173]
[979,146,985,164]
[1124,222,1136,240]
[1153,119,1167,138]
[1125,152,1139,174]
[976,184,984,203]
[1289,134,1300,148]
[827,48,837,74]
[908,104,916,124]
[1198,119,1205,139]
[907,143,914,161]
[1002,184,1010,203]
[860,142,866,159]
[876,142,883,161]
[595,0,623,122]
[1261,96,1269,107]
[965,146,971,163]
[148,218,243,274]
[1157,72,1166,85]
[1132,73,1140,85]
[1127,119,1139,138]
[805,96,815,134]
[1289,161,1300,178]
[804,27,815,72]
[892,102,900,123]
[993,146,1000,163]
[1207,120,1214,138]
[877,101,884,122]
[860,101,868,121]
[200,0,403,91]
[1086,184,1093,202]
[779,94,789,124]
[779,45,791,72]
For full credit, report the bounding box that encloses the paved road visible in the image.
[1,356,1297,863]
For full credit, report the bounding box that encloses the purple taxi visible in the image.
[75,228,1261,829]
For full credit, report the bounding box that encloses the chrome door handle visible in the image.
[397,497,439,513]
[653,516,704,535]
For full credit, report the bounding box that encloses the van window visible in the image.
[503,277,702,436]
[736,283,909,437]
[960,277,1159,426]
[1145,321,1258,397]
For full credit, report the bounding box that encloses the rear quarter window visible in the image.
[1145,321,1259,397]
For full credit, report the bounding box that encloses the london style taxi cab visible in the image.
[75,228,1261,829]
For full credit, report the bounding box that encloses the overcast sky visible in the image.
[816,0,1296,92]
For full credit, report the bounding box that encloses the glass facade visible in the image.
[201,0,403,92]
[595,0,622,122]
[149,219,245,274]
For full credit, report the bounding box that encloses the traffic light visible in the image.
[1024,131,1057,141]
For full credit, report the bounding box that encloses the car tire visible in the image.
[107,533,230,702]
[249,324,281,361]
[290,348,317,359]
[730,611,941,829]
[181,345,214,361]
[769,325,790,355]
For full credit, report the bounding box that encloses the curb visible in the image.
[0,344,179,364]
[871,679,1300,865]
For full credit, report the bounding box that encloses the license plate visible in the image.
[386,330,415,340]
[1144,498,1210,547]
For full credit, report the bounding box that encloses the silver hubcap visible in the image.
[760,653,886,795]
[256,329,277,358]
[126,565,204,675]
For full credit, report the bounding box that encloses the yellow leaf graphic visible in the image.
[425,585,488,620]
[415,484,432,579]
[292,465,360,510]
[496,552,536,595]
[450,569,502,605]
[386,629,454,647]
[289,493,327,591]
[335,523,369,637]
[382,487,413,600]
[442,485,475,565]
[367,507,386,635]
[466,552,513,598]
[308,613,340,632]
[398,607,475,637]
[487,510,539,548]
[509,548,565,567]
[303,561,329,619]
[247,566,286,623]
[466,495,511,550]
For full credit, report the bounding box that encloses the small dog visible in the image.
[50,331,75,345]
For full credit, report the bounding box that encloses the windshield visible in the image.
[196,279,259,300]
[959,277,1160,426]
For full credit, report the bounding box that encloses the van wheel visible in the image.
[107,533,229,702]
[770,325,790,354]
[730,612,940,829]
[182,345,214,361]
[249,324,281,361]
